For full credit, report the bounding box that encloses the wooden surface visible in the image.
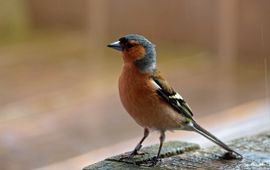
[84,131,270,170]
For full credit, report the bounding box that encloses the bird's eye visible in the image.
[126,43,134,49]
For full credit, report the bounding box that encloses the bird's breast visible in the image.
[118,64,181,130]
[119,64,154,113]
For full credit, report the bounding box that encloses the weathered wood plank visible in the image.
[83,131,270,170]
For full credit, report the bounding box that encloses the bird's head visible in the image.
[108,34,156,73]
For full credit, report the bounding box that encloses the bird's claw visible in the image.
[119,150,147,161]
[119,154,131,161]
[134,150,147,156]
[148,156,161,166]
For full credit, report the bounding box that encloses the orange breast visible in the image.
[119,64,182,130]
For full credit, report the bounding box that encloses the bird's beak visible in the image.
[107,40,122,51]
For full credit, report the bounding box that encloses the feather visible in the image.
[190,121,242,158]
[151,72,193,119]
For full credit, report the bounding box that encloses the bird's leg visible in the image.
[130,128,150,156]
[120,128,149,160]
[150,130,165,166]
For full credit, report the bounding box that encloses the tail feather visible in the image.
[191,121,242,158]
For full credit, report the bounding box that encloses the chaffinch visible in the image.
[108,34,242,165]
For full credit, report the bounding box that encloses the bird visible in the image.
[107,34,242,165]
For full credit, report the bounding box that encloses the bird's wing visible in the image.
[151,72,193,119]
[151,72,242,158]
[151,73,243,159]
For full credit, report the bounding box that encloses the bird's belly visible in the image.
[119,77,182,130]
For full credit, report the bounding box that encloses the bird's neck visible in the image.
[133,47,156,74]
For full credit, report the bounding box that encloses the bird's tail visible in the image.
[190,121,242,159]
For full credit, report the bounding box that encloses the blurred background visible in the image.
[0,0,269,169]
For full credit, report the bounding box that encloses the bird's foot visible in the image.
[132,150,147,156]
[119,150,147,161]
[147,156,161,167]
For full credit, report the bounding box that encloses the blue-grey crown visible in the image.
[122,34,157,73]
